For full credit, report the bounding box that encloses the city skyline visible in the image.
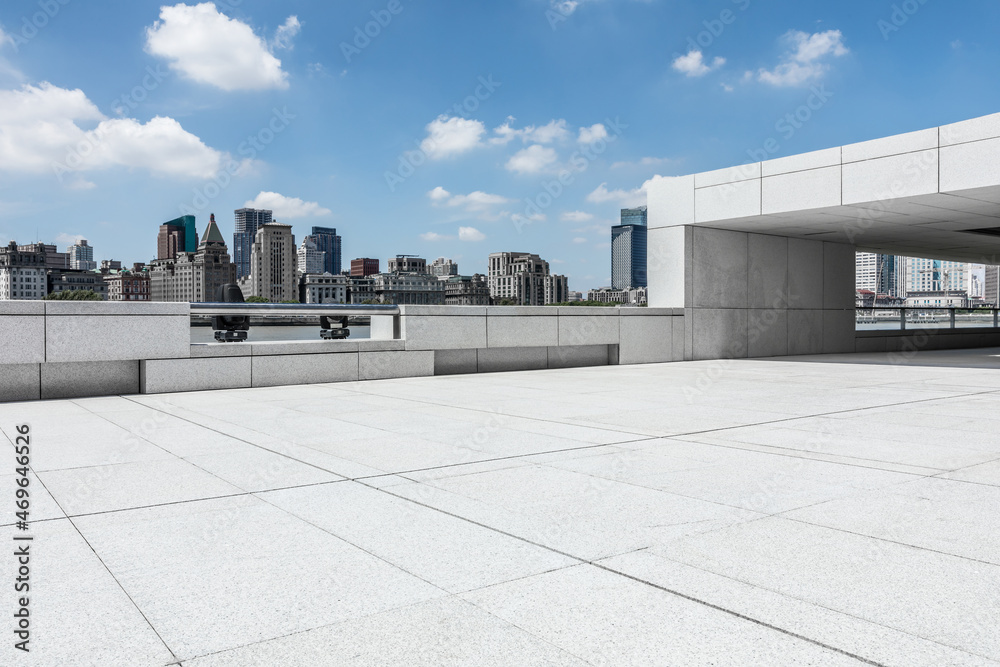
[3,1,1000,293]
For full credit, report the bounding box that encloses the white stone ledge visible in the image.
[44,302,191,316]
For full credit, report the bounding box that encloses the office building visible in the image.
[298,239,326,276]
[905,258,972,294]
[444,274,489,306]
[347,276,377,303]
[611,206,647,290]
[856,253,905,298]
[69,239,97,271]
[300,273,348,304]
[388,255,427,274]
[587,286,648,306]
[0,241,47,300]
[101,260,123,273]
[351,258,380,277]
[488,252,569,305]
[986,265,1000,306]
[372,272,445,305]
[304,227,342,276]
[234,208,273,279]
[238,222,297,302]
[149,214,237,302]
[104,269,150,301]
[48,269,108,299]
[157,216,197,261]
[429,257,459,277]
[17,243,69,270]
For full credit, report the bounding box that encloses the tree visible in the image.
[245,296,270,303]
[44,289,103,301]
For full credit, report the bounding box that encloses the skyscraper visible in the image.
[157,217,197,260]
[429,257,459,277]
[68,239,97,271]
[856,253,904,298]
[986,265,1000,306]
[233,208,273,279]
[149,214,236,302]
[298,238,326,275]
[304,226,342,275]
[238,223,297,302]
[611,206,647,289]
[488,252,568,305]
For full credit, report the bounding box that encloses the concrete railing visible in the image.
[0,302,683,402]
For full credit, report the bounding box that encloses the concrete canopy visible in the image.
[648,112,1000,264]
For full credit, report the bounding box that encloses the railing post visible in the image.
[950,308,956,329]
[995,308,998,328]
[900,308,906,331]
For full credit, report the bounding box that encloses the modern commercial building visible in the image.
[238,222,297,302]
[856,252,905,298]
[488,252,569,305]
[156,217,197,261]
[986,265,1000,306]
[297,239,326,276]
[104,269,150,301]
[444,274,490,306]
[150,215,237,302]
[233,208,273,279]
[303,227,342,276]
[612,206,648,290]
[429,257,459,277]
[17,243,69,270]
[372,273,445,305]
[905,258,973,294]
[48,269,108,299]
[388,255,427,274]
[350,258,380,277]
[300,273,348,304]
[68,239,97,271]
[0,242,47,300]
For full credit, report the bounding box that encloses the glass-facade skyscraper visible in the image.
[611,206,647,289]
[233,208,273,279]
[304,226,342,275]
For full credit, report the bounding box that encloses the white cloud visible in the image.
[577,123,608,144]
[611,156,674,169]
[272,16,301,50]
[0,25,11,48]
[491,118,570,145]
[506,145,558,174]
[145,3,289,91]
[0,82,228,179]
[420,231,453,242]
[561,211,594,222]
[243,191,331,218]
[757,30,848,87]
[420,115,487,159]
[428,188,511,217]
[551,1,579,16]
[458,226,486,242]
[572,237,587,244]
[672,50,726,77]
[55,233,87,246]
[427,186,451,202]
[585,176,664,208]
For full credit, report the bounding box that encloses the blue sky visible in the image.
[1,0,999,292]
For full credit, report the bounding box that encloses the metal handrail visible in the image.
[856,306,1000,330]
[191,303,400,317]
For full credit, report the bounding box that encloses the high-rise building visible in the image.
[68,239,97,271]
[856,253,905,298]
[488,252,569,305]
[238,222,297,302]
[233,208,273,279]
[0,241,46,300]
[611,206,647,289]
[297,238,326,275]
[304,227,342,276]
[17,243,69,270]
[351,258,380,277]
[388,255,427,274]
[157,216,197,260]
[429,257,459,277]
[905,258,975,295]
[149,214,237,302]
[986,265,1000,306]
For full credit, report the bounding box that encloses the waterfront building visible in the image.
[233,208,273,279]
[297,238,326,276]
[150,214,237,302]
[986,265,1000,306]
[304,227,342,276]
[48,269,108,299]
[17,243,69,270]
[156,217,197,261]
[488,252,569,305]
[372,272,445,305]
[69,239,97,270]
[856,253,905,298]
[347,276,377,303]
[587,286,648,305]
[104,269,150,301]
[611,206,648,289]
[444,274,489,306]
[238,222,297,302]
[350,258,380,277]
[300,273,348,304]
[0,241,47,300]
[429,257,459,277]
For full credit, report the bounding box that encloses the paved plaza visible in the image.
[3,349,1000,666]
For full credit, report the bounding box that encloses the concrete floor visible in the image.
[3,349,1000,666]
